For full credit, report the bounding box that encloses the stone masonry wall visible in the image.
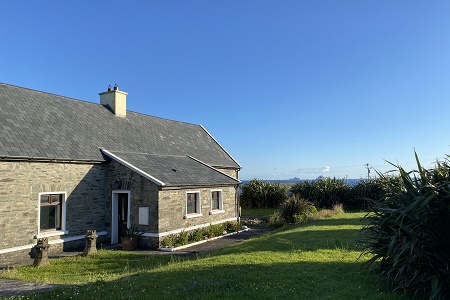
[158,185,238,234]
[215,168,239,180]
[106,160,159,234]
[0,161,108,265]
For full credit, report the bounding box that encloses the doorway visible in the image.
[111,191,130,244]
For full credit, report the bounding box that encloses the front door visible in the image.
[111,191,130,244]
[117,193,129,240]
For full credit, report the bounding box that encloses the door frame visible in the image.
[111,190,131,244]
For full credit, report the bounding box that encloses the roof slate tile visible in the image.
[0,83,240,169]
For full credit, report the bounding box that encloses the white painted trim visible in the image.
[210,189,223,212]
[159,227,250,252]
[37,192,67,237]
[36,230,68,239]
[184,213,203,219]
[141,217,238,238]
[185,191,201,217]
[101,149,166,186]
[111,191,131,244]
[0,231,107,255]
[199,124,242,169]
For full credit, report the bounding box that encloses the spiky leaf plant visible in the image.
[240,179,286,208]
[360,152,450,299]
[290,177,350,209]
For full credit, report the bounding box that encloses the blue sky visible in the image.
[2,1,450,180]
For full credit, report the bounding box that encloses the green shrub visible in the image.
[290,177,350,209]
[349,176,402,210]
[160,234,177,248]
[176,230,188,246]
[240,179,287,208]
[280,195,317,224]
[225,221,241,233]
[360,152,450,300]
[189,229,206,242]
[267,210,283,227]
[207,224,224,238]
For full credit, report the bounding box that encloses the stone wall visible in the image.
[158,186,238,234]
[105,160,160,236]
[0,160,108,265]
[215,167,239,180]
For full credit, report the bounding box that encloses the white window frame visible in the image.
[210,189,225,215]
[36,191,68,238]
[184,191,202,218]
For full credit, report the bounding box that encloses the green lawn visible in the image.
[241,208,278,217]
[1,212,404,300]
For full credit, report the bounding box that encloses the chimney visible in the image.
[99,84,128,117]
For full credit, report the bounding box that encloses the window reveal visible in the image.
[186,192,198,214]
[211,191,221,210]
[40,194,63,230]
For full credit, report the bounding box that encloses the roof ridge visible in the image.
[0,82,98,106]
[0,82,200,127]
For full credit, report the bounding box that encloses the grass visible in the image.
[0,212,404,300]
[241,208,278,217]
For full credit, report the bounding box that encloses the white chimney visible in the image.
[99,84,127,117]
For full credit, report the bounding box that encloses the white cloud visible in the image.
[322,166,331,173]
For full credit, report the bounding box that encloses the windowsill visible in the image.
[209,209,225,215]
[35,230,68,239]
[184,213,203,219]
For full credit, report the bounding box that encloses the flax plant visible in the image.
[360,152,450,299]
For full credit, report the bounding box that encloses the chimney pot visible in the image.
[108,85,112,91]
[114,83,118,91]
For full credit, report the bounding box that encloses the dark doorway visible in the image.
[117,193,129,241]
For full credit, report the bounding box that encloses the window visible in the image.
[38,192,66,236]
[185,192,201,218]
[211,191,221,210]
[210,190,224,214]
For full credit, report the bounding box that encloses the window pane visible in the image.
[54,204,61,229]
[187,193,197,214]
[40,206,51,230]
[51,194,61,204]
[212,191,220,210]
[40,195,49,204]
[40,194,62,230]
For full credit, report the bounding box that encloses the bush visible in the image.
[360,152,450,299]
[280,195,317,224]
[207,224,224,238]
[349,176,402,210]
[240,179,287,208]
[225,221,241,233]
[189,229,205,242]
[267,210,284,227]
[316,203,344,219]
[290,177,351,209]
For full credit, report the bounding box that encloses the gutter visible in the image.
[0,156,104,164]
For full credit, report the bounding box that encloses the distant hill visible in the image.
[241,178,361,186]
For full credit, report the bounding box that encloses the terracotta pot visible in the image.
[120,236,139,251]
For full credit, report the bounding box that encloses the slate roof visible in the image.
[103,150,239,187]
[0,83,241,170]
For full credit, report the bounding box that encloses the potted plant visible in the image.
[120,225,142,251]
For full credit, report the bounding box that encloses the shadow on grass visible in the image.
[214,228,365,255]
[22,260,404,300]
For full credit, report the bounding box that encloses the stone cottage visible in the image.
[0,83,241,265]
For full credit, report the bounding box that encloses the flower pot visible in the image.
[121,236,139,251]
